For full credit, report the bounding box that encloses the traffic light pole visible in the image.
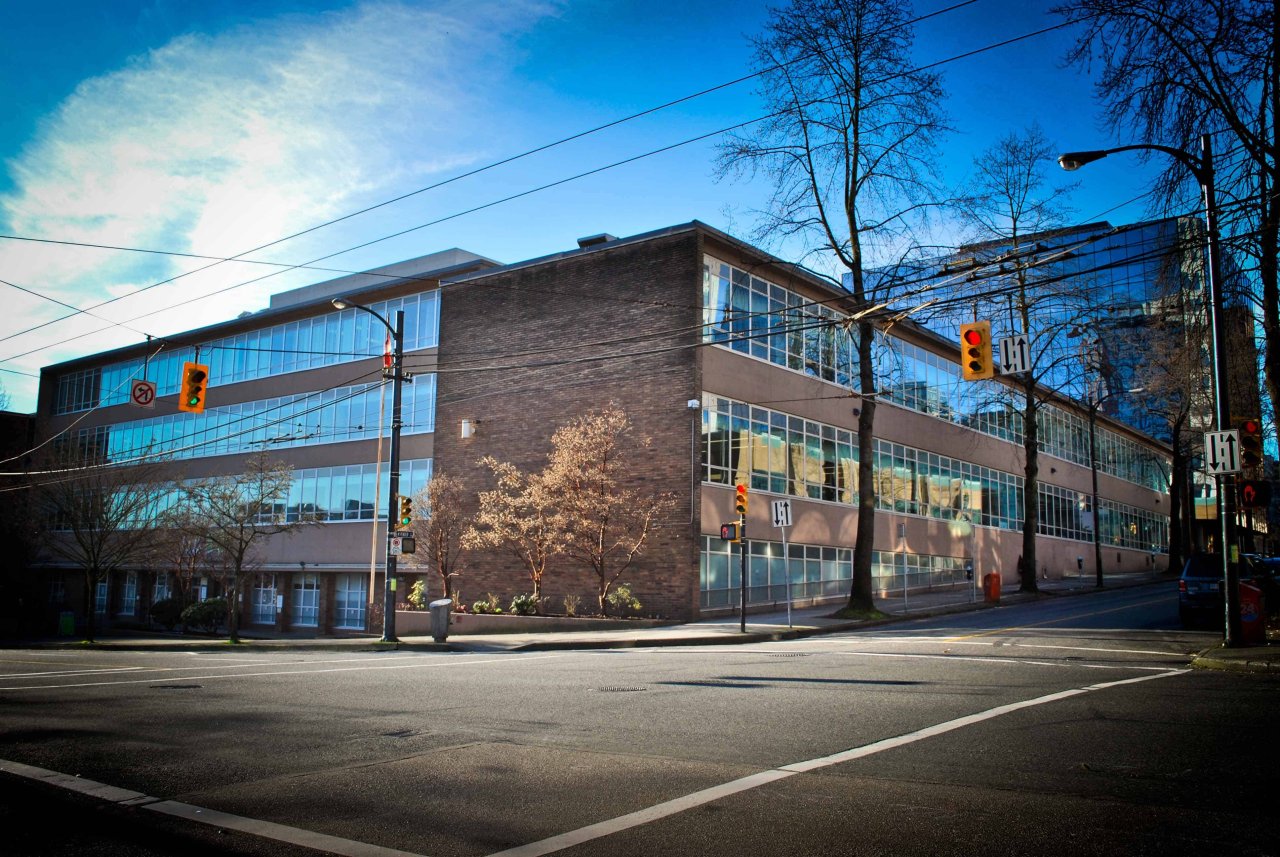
[1059,134,1240,646]
[739,520,747,633]
[382,309,405,644]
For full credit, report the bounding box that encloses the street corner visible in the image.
[1190,644,1280,674]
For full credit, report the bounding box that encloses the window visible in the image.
[252,576,277,625]
[95,580,108,615]
[334,574,367,630]
[292,574,320,627]
[153,573,172,603]
[49,578,66,605]
[119,572,138,616]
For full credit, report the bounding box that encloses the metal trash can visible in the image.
[429,599,452,643]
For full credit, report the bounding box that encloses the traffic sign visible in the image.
[771,499,792,528]
[998,334,1030,375]
[1204,430,1241,474]
[129,378,156,409]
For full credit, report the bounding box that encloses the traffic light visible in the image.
[397,495,414,529]
[1239,418,1263,468]
[177,362,209,413]
[959,321,994,381]
[720,522,739,542]
[734,483,749,518]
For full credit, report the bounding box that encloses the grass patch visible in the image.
[830,606,891,621]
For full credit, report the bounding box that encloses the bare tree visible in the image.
[172,454,315,642]
[946,126,1088,592]
[407,472,470,601]
[1056,0,1278,440]
[463,457,563,604]
[543,405,674,616]
[718,0,947,611]
[36,449,174,643]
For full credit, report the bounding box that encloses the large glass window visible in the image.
[64,377,436,465]
[119,572,138,616]
[252,576,277,625]
[292,574,320,627]
[700,536,853,610]
[334,574,367,630]
[55,291,441,414]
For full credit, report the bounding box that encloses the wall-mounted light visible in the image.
[687,399,700,410]
[460,419,476,439]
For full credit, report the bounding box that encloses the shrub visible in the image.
[150,597,184,631]
[451,591,467,613]
[471,593,504,614]
[406,580,428,610]
[509,593,540,615]
[562,594,581,618]
[606,584,642,617]
[180,598,227,633]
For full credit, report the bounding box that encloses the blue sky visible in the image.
[0,0,1170,413]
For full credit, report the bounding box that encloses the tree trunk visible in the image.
[1020,377,1039,593]
[848,320,877,612]
[83,570,98,643]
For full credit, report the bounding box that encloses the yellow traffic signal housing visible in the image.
[1239,418,1263,468]
[959,321,994,381]
[177,362,209,413]
[734,483,749,517]
[397,495,414,529]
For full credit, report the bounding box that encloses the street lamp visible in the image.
[332,296,404,643]
[1060,133,1241,645]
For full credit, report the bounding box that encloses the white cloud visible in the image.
[0,0,561,410]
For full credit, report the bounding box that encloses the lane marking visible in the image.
[485,668,1189,857]
[0,653,566,692]
[942,596,1171,641]
[0,759,426,857]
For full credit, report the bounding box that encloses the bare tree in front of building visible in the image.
[945,125,1088,592]
[463,458,562,605]
[172,454,316,643]
[407,472,470,601]
[543,405,675,617]
[717,0,947,612]
[36,447,174,643]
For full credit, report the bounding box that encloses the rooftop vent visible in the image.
[577,233,618,249]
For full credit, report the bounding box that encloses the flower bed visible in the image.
[393,610,672,636]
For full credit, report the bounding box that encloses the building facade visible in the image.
[29,223,1172,634]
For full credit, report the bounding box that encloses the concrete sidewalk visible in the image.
[7,571,1276,673]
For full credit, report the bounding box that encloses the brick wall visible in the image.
[434,231,703,619]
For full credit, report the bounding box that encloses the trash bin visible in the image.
[1239,582,1266,645]
[429,598,452,643]
[57,611,75,637]
[982,572,1001,604]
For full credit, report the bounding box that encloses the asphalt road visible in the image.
[2,583,1276,856]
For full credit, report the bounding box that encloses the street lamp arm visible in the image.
[331,297,395,337]
[1057,143,1207,184]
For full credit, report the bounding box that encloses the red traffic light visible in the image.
[963,328,983,345]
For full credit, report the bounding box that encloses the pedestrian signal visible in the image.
[720,522,739,542]
[177,362,209,413]
[959,322,994,381]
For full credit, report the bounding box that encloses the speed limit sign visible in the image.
[130,379,157,409]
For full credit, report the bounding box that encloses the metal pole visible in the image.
[738,521,748,633]
[1198,135,1241,646]
[382,310,405,643]
[1089,404,1104,588]
[782,525,792,629]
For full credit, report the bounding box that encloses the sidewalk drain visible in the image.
[150,684,203,690]
[594,686,647,693]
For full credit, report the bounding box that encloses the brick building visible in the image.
[29,222,1172,634]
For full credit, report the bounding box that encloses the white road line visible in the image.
[0,759,427,857]
[485,668,1190,857]
[0,653,566,692]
